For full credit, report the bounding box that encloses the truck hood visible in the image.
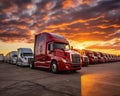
[54,49,80,58]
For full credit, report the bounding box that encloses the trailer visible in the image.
[9,51,17,64]
[0,54,4,62]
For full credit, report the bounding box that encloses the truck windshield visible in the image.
[89,53,94,56]
[23,53,33,56]
[13,55,17,57]
[54,43,70,50]
[97,54,100,57]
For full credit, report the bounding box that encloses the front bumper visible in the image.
[82,62,89,66]
[58,62,81,71]
[21,62,29,66]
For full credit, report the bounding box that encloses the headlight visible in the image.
[62,58,68,63]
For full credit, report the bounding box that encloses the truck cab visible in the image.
[16,48,33,66]
[93,51,104,63]
[9,51,17,64]
[0,54,4,62]
[5,53,10,63]
[30,32,81,73]
[73,49,89,66]
[84,50,98,64]
[99,52,107,63]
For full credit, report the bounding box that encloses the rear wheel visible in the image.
[51,61,58,73]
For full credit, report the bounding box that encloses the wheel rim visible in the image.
[52,64,57,72]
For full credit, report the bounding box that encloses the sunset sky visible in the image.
[0,0,120,55]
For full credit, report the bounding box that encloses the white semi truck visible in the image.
[16,48,33,66]
[9,51,17,64]
[0,54,4,62]
[5,53,10,63]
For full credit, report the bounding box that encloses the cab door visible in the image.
[45,42,54,68]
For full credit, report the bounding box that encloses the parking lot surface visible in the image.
[0,62,120,96]
[81,62,120,96]
[0,63,80,96]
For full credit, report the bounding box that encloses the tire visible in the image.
[11,60,13,64]
[16,61,19,66]
[72,70,76,73]
[84,63,88,67]
[51,61,58,73]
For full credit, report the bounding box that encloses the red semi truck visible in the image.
[93,51,104,63]
[84,50,98,64]
[99,52,107,63]
[73,49,89,66]
[29,32,81,73]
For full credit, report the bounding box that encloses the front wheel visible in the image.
[29,61,34,69]
[11,60,14,64]
[16,60,19,66]
[51,61,58,73]
[84,63,88,67]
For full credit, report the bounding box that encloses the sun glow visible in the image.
[76,45,85,50]
[69,40,86,50]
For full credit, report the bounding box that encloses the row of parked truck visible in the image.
[0,32,120,73]
[3,48,33,66]
[73,49,120,66]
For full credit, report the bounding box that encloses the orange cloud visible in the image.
[62,0,75,9]
[79,0,96,5]
[0,0,120,55]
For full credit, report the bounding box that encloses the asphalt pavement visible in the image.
[81,62,120,96]
[0,62,80,96]
[0,62,120,96]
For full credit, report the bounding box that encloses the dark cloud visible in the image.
[0,0,120,50]
[13,0,31,5]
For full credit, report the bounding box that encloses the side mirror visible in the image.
[71,46,73,50]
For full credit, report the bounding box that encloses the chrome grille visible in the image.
[71,54,80,64]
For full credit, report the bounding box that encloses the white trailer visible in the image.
[16,48,33,66]
[9,51,17,64]
[0,54,4,62]
[5,53,10,63]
